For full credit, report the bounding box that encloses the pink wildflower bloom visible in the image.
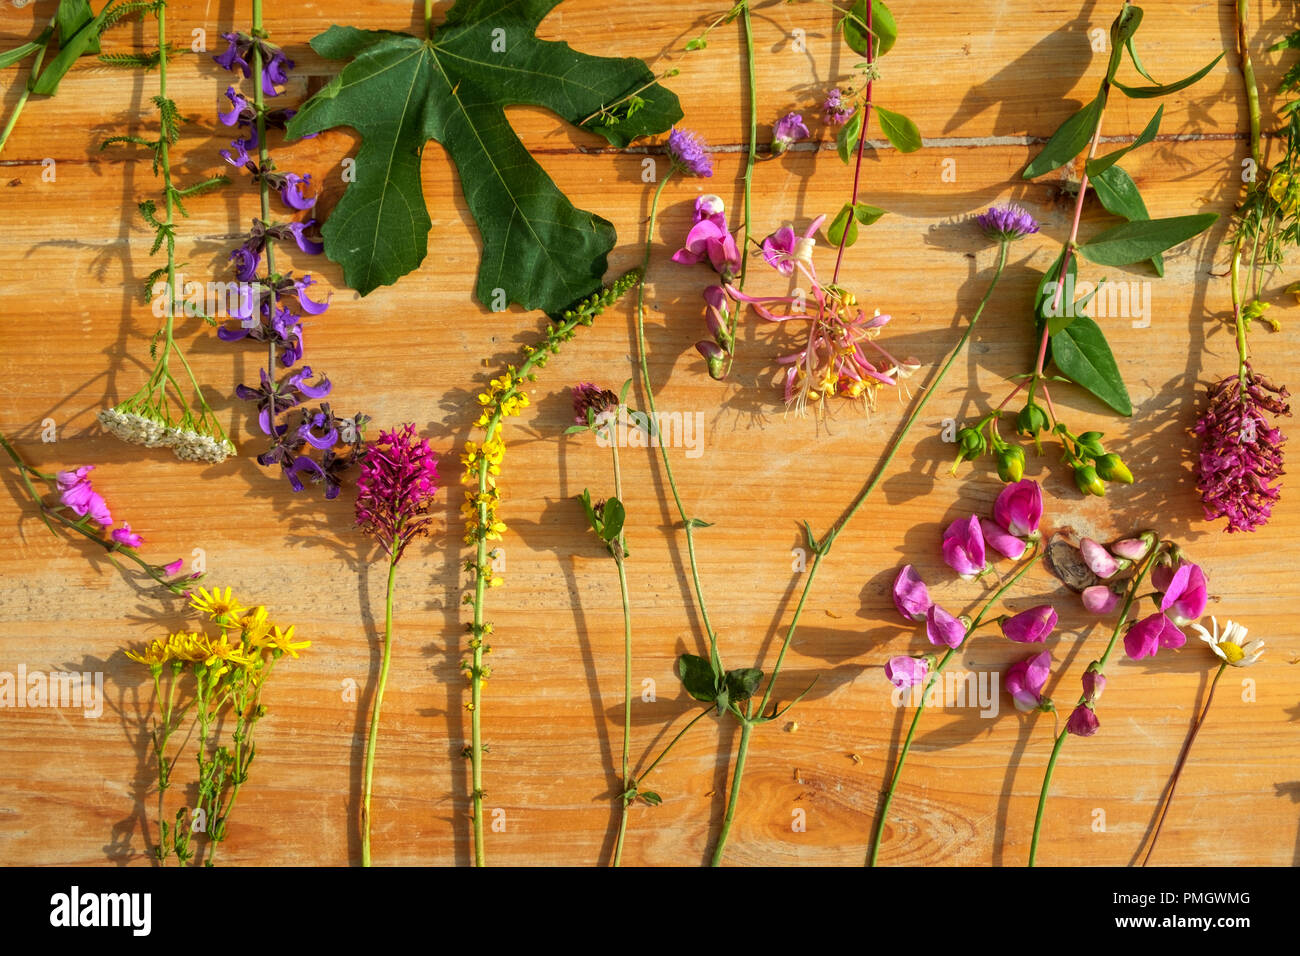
[56,466,113,527]
[892,564,931,622]
[163,558,185,576]
[1079,538,1121,579]
[1081,585,1121,615]
[1153,560,1208,627]
[1005,650,1052,713]
[356,423,441,563]
[1124,612,1187,660]
[111,524,144,548]
[941,515,989,579]
[992,479,1042,538]
[980,517,1027,560]
[1001,605,1057,644]
[1065,704,1100,737]
[672,196,740,276]
[885,655,928,688]
[925,603,966,649]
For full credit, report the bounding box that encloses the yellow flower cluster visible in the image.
[461,366,532,551]
[125,587,309,677]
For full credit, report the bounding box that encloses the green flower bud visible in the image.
[1094,453,1133,484]
[1074,463,1106,497]
[1075,431,1106,458]
[996,443,1026,483]
[956,426,987,462]
[1016,402,1049,438]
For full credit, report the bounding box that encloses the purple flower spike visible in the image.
[1006,650,1052,713]
[1001,605,1058,644]
[925,604,966,649]
[885,655,929,688]
[1065,704,1100,737]
[771,111,810,155]
[993,479,1043,538]
[980,517,1027,560]
[355,423,441,562]
[975,204,1040,242]
[1079,538,1121,579]
[892,565,931,622]
[571,382,619,425]
[667,128,713,177]
[941,515,989,580]
[280,173,317,211]
[1081,584,1121,615]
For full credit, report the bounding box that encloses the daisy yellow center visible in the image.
[1220,641,1245,664]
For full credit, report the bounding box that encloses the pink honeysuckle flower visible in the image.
[892,564,931,622]
[885,655,929,688]
[1001,605,1058,644]
[1081,668,1105,704]
[759,216,825,277]
[1079,538,1121,579]
[1081,584,1121,615]
[1124,612,1187,660]
[925,603,966,649]
[941,515,989,579]
[992,479,1043,538]
[110,524,144,548]
[1154,560,1208,627]
[980,517,1027,560]
[1005,650,1052,713]
[56,466,113,527]
[1065,703,1100,737]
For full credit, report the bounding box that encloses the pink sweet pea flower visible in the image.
[1124,612,1187,660]
[925,603,966,648]
[941,515,989,579]
[885,655,929,688]
[892,565,931,622]
[110,524,144,548]
[163,558,185,576]
[980,517,1027,560]
[1005,650,1052,713]
[56,466,113,527]
[1081,585,1121,615]
[1110,535,1154,561]
[1079,538,1121,579]
[1001,605,1058,644]
[1155,561,1208,627]
[1081,668,1105,704]
[672,199,741,276]
[992,479,1042,538]
[1065,704,1100,737]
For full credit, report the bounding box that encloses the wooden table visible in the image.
[0,0,1295,866]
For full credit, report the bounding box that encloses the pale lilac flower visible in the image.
[1006,650,1052,713]
[975,204,1040,242]
[111,524,143,548]
[822,87,852,125]
[771,111,810,154]
[885,655,929,688]
[667,128,713,177]
[892,564,931,622]
[992,479,1042,538]
[1001,605,1057,644]
[925,603,966,649]
[941,515,989,579]
[1065,704,1100,737]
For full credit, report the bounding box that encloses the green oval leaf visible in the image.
[677,654,718,703]
[1078,213,1218,267]
[1090,164,1163,275]
[600,497,625,542]
[843,0,897,58]
[827,203,858,248]
[875,105,921,153]
[1049,315,1133,416]
[1023,91,1105,180]
[837,108,862,164]
[854,202,887,225]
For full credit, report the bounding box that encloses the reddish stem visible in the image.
[830,0,875,286]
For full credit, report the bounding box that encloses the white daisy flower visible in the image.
[1191,617,1264,667]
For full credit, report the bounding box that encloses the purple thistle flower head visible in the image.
[1193,366,1290,532]
[356,423,441,561]
[771,111,810,155]
[975,204,1040,242]
[822,88,853,125]
[667,128,713,178]
[571,383,619,426]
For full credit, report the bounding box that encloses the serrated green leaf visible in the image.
[854,202,886,225]
[286,4,682,309]
[827,203,857,248]
[836,108,862,164]
[1049,315,1132,416]
[843,0,897,58]
[1023,91,1104,180]
[1113,52,1224,98]
[1078,213,1217,266]
[600,496,625,542]
[1090,164,1163,275]
[1085,105,1161,178]
[875,105,921,152]
[677,653,718,703]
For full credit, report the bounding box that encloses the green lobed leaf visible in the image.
[1023,91,1105,180]
[843,0,897,58]
[827,203,858,248]
[286,2,682,309]
[1049,314,1133,416]
[677,653,719,703]
[1090,164,1163,275]
[1112,52,1224,98]
[1085,105,1161,178]
[836,108,862,164]
[1078,213,1218,267]
[875,105,921,152]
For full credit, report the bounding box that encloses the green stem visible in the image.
[1028,728,1069,866]
[710,719,752,866]
[361,545,399,866]
[1140,662,1227,866]
[610,438,634,868]
[425,0,435,39]
[636,706,711,782]
[251,0,278,394]
[868,539,1041,866]
[0,28,51,158]
[1237,0,1261,168]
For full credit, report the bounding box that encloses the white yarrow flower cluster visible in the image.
[98,407,235,464]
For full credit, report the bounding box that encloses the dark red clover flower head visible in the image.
[356,423,441,561]
[571,382,619,425]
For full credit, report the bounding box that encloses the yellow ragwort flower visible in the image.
[190,586,247,625]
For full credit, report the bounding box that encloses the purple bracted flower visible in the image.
[235,367,302,435]
[975,204,1040,242]
[667,128,713,177]
[571,383,619,425]
[771,111,810,155]
[822,88,852,125]
[56,466,112,527]
[356,423,441,562]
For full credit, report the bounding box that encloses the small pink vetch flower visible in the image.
[1154,560,1208,627]
[1081,584,1121,615]
[885,655,929,688]
[1124,612,1187,660]
[925,604,966,649]
[56,466,113,527]
[892,565,931,622]
[941,515,989,579]
[1065,704,1100,737]
[980,517,1027,560]
[110,524,144,548]
[1079,538,1121,579]
[1005,650,1052,713]
[992,479,1043,538]
[163,558,185,576]
[1081,668,1105,704]
[1001,605,1058,644]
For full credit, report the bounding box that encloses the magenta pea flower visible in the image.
[992,479,1042,538]
[925,604,966,649]
[1079,538,1122,579]
[885,655,929,688]
[941,515,989,579]
[1081,668,1105,704]
[163,558,185,576]
[1001,605,1057,644]
[1065,704,1100,737]
[892,565,931,622]
[1153,560,1208,627]
[671,200,740,277]
[56,467,113,527]
[111,524,144,548]
[1124,612,1188,660]
[1081,584,1121,615]
[1110,535,1154,561]
[980,517,1027,560]
[1005,650,1052,713]
[760,218,824,277]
